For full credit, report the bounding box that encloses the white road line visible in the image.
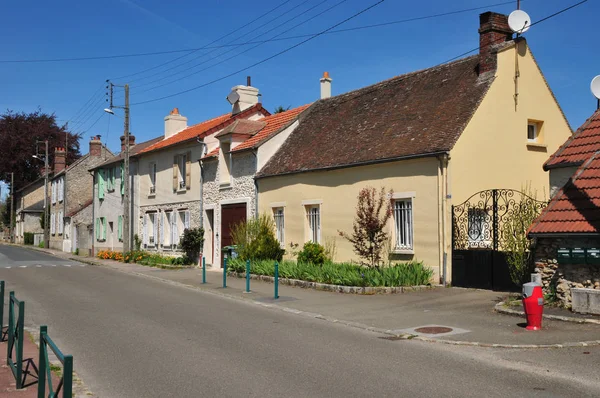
[19,265,27,268]
[51,264,57,267]
[36,265,42,268]
[63,264,72,267]
[78,264,86,267]
[5,267,11,269]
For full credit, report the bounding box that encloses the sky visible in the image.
[0,0,598,179]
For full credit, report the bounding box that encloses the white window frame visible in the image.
[171,211,178,249]
[51,181,57,204]
[58,210,63,235]
[178,154,186,189]
[391,192,415,253]
[177,209,190,244]
[58,178,64,202]
[273,207,285,247]
[147,212,157,247]
[50,213,56,235]
[527,122,538,143]
[305,205,320,244]
[149,162,157,195]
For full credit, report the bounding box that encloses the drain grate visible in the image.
[414,326,453,334]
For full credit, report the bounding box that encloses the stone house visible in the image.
[49,136,112,252]
[14,176,47,244]
[89,135,161,255]
[134,86,270,256]
[255,12,572,287]
[529,109,600,309]
[201,103,310,268]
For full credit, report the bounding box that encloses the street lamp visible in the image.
[32,141,49,248]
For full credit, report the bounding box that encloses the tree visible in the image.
[0,109,81,190]
[274,105,290,114]
[503,189,546,286]
[339,187,393,268]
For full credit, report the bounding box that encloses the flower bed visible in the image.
[96,250,192,268]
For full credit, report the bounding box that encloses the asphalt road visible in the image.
[1,245,599,397]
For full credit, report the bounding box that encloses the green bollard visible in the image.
[246,260,251,293]
[223,257,228,288]
[202,257,206,284]
[274,261,279,299]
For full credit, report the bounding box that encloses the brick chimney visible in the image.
[89,135,102,157]
[164,108,188,139]
[320,72,332,99]
[120,135,136,152]
[478,12,512,74]
[53,147,66,174]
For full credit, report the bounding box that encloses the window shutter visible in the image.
[98,170,105,199]
[95,218,100,240]
[171,213,177,247]
[112,167,117,189]
[102,218,107,241]
[173,156,178,191]
[153,216,158,244]
[185,210,190,230]
[118,216,123,241]
[160,212,165,245]
[58,211,62,234]
[52,182,56,204]
[185,151,191,189]
[143,214,148,246]
[120,163,125,196]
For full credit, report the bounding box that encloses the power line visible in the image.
[65,84,104,126]
[131,0,342,93]
[0,1,519,65]
[131,0,386,106]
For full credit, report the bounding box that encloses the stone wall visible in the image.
[534,236,600,308]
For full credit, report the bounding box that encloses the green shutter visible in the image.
[120,162,125,196]
[118,216,123,241]
[95,218,100,240]
[112,167,116,190]
[102,217,107,241]
[98,170,105,199]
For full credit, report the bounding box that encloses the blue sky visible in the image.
[0,0,597,163]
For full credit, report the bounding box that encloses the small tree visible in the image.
[339,187,393,268]
[231,214,284,261]
[180,227,205,263]
[504,189,545,286]
[274,105,290,114]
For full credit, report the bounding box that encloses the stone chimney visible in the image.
[478,12,512,74]
[53,147,66,174]
[164,108,188,139]
[120,135,136,152]
[89,135,102,157]
[320,72,332,99]
[229,85,260,115]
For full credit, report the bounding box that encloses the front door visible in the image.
[221,203,247,263]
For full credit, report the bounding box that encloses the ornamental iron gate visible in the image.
[451,189,546,291]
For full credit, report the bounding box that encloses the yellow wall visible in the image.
[450,40,572,204]
[258,158,442,280]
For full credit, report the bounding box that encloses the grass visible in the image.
[50,363,62,378]
[228,259,433,287]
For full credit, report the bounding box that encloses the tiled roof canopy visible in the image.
[529,152,600,235]
[256,55,493,178]
[544,110,600,170]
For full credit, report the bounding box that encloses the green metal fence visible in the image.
[38,325,73,398]
[7,291,25,389]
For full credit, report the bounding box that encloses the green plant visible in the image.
[288,242,300,259]
[339,186,393,268]
[323,236,337,262]
[23,232,34,245]
[297,242,327,265]
[231,214,284,261]
[73,248,79,256]
[133,234,142,251]
[179,227,204,262]
[38,241,44,248]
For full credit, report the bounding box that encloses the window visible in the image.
[173,153,191,191]
[51,181,56,204]
[58,210,63,235]
[58,177,64,202]
[106,168,115,192]
[527,123,537,142]
[306,206,320,243]
[468,208,490,247]
[146,213,157,247]
[95,217,107,241]
[393,199,413,250]
[273,208,285,246]
[149,163,157,194]
[50,213,56,235]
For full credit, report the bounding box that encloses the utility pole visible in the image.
[10,172,14,243]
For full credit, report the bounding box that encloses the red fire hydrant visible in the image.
[522,282,544,331]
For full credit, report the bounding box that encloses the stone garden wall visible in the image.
[534,236,600,308]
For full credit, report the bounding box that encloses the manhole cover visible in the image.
[414,326,453,334]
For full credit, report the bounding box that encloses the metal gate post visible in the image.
[491,189,499,289]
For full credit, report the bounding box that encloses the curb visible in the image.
[494,302,600,325]
[228,271,437,295]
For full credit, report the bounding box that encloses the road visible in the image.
[1,245,599,397]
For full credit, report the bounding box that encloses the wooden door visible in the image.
[221,203,247,250]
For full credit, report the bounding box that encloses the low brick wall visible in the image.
[534,237,600,308]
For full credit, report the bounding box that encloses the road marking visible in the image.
[36,265,42,268]
[51,264,57,267]
[5,267,11,269]
[63,264,72,267]
[78,264,86,267]
[19,265,27,268]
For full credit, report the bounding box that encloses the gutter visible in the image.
[255,151,449,180]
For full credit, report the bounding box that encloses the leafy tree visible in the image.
[339,187,393,268]
[0,109,81,190]
[274,105,290,114]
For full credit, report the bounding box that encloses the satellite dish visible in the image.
[591,76,600,100]
[226,91,240,105]
[508,10,531,34]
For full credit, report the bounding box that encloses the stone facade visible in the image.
[202,151,257,268]
[534,236,600,308]
[70,203,93,256]
[14,178,46,243]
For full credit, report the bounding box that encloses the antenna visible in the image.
[591,75,600,110]
[508,9,531,34]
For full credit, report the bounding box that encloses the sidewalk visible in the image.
[28,245,600,348]
[0,329,41,398]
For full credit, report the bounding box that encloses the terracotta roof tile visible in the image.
[139,103,270,155]
[256,55,492,178]
[529,150,600,235]
[90,136,163,170]
[544,110,600,169]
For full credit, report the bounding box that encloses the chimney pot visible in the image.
[478,12,512,75]
[120,135,136,152]
[320,72,332,99]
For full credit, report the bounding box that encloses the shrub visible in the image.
[179,227,204,262]
[133,234,142,251]
[38,241,44,248]
[297,242,326,265]
[231,214,284,261]
[23,232,34,245]
[73,248,79,256]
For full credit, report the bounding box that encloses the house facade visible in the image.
[49,136,112,252]
[135,90,270,256]
[90,135,160,255]
[14,176,47,244]
[256,12,572,285]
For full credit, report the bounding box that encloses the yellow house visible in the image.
[255,12,572,288]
